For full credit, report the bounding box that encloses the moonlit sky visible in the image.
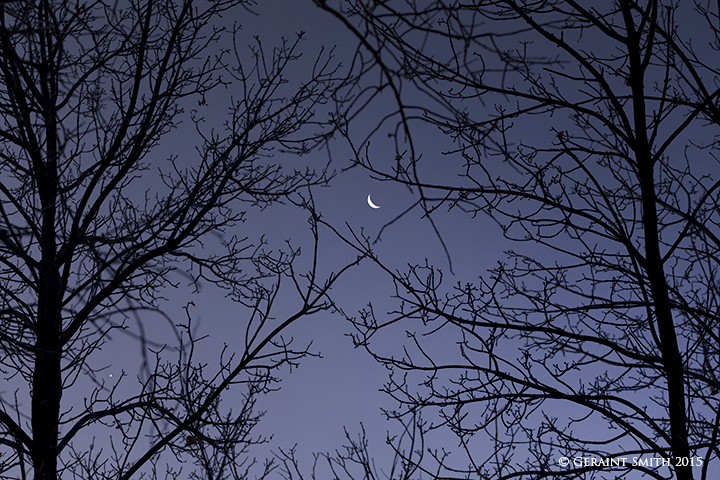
[77,0,497,471]
[181,0,508,468]
[54,1,678,476]
[237,0,448,463]
[6,1,718,479]
[187,0,520,469]
[9,0,713,477]
[55,2,715,478]
[65,0,707,476]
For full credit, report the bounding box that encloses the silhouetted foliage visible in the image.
[0,1,352,478]
[319,1,720,479]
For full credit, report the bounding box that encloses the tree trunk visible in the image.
[33,49,61,477]
[32,312,61,480]
[629,45,692,480]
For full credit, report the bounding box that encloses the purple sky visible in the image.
[16,1,707,477]
[149,3,719,479]
[215,0,512,469]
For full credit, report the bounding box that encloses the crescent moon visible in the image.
[367,194,380,209]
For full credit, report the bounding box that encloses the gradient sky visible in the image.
[8,0,686,478]
[218,0,512,470]
[44,0,706,477]
[179,3,720,479]
[188,0,492,470]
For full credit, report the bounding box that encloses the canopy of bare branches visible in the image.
[316,1,720,479]
[0,1,354,479]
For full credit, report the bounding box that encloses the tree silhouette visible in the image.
[318,1,720,479]
[0,1,352,478]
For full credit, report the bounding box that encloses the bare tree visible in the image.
[274,417,424,480]
[0,1,354,479]
[316,1,720,479]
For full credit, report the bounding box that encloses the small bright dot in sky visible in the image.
[109,374,113,378]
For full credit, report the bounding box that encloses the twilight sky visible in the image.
[11,0,708,480]
[200,0,506,469]
[27,0,714,478]
[217,4,719,479]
